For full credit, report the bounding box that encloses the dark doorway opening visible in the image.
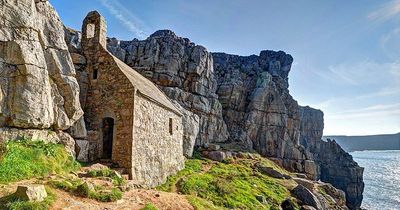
[102,117,114,159]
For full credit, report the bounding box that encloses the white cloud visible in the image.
[327,103,400,119]
[97,0,148,39]
[323,103,400,135]
[325,61,400,86]
[356,88,400,99]
[368,0,400,22]
[380,27,400,59]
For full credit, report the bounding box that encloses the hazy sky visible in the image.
[52,0,400,136]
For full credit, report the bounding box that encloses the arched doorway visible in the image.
[102,117,114,159]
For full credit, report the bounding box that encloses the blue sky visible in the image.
[52,0,400,135]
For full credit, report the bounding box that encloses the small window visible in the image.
[93,69,98,79]
[169,118,173,135]
[86,23,95,39]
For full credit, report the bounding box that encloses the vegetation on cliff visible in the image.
[0,140,79,184]
[158,153,298,210]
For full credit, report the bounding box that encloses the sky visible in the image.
[52,0,400,136]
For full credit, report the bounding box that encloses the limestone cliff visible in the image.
[212,52,364,209]
[299,106,364,209]
[0,0,83,154]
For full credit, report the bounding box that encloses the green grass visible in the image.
[88,188,122,202]
[0,140,80,184]
[49,178,123,202]
[186,195,221,210]
[140,203,158,210]
[0,186,56,210]
[87,168,125,186]
[156,159,203,192]
[158,155,294,210]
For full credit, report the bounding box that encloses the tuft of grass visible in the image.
[158,154,294,209]
[156,159,203,192]
[0,186,56,210]
[87,168,125,186]
[140,203,158,210]
[0,140,80,184]
[88,188,122,202]
[50,178,122,202]
[186,195,221,210]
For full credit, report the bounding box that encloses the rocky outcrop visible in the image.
[0,0,83,131]
[212,52,318,179]
[299,106,364,209]
[213,52,363,209]
[291,179,348,210]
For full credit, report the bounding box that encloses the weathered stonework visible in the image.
[132,95,184,187]
[79,11,184,186]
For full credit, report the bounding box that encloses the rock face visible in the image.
[299,106,364,209]
[212,52,318,179]
[0,0,83,131]
[212,52,363,209]
[106,30,229,145]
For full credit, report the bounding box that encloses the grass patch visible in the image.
[140,203,158,210]
[49,178,122,202]
[88,188,122,202]
[87,168,125,186]
[0,186,55,210]
[186,195,221,210]
[0,139,80,184]
[158,155,294,210]
[156,159,203,192]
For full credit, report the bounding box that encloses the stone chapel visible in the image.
[79,11,184,187]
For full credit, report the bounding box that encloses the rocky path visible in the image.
[0,165,194,210]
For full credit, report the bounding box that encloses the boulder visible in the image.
[256,164,286,179]
[202,150,233,162]
[293,178,315,191]
[300,206,317,210]
[14,185,47,202]
[255,195,267,204]
[291,184,322,209]
[281,198,296,210]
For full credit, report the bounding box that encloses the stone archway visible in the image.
[102,117,114,159]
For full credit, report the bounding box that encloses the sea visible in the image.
[351,150,400,210]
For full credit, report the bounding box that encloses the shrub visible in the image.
[0,140,80,184]
[140,203,158,210]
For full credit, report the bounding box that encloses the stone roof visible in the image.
[112,56,181,115]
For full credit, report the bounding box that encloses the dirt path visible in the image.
[1,180,193,210]
[51,188,193,210]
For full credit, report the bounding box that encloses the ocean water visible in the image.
[351,150,400,210]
